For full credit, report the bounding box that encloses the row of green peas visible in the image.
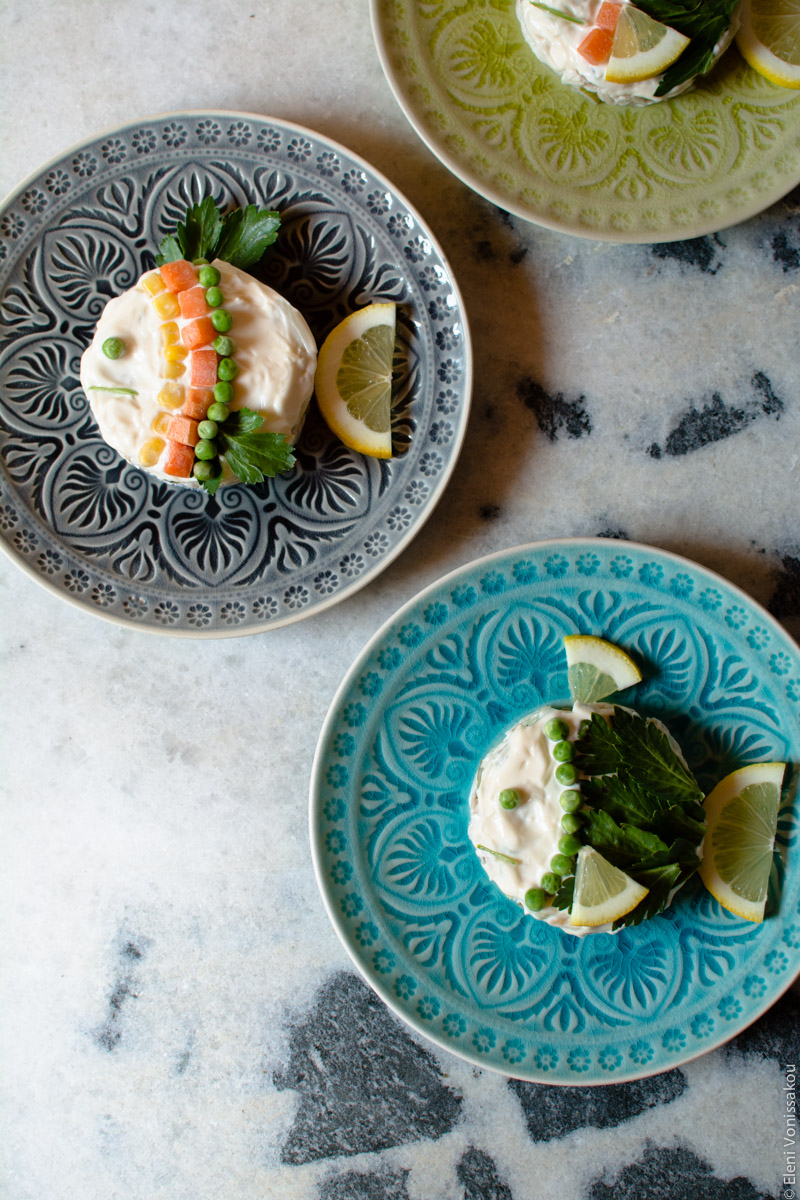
[497,716,584,913]
[192,262,238,483]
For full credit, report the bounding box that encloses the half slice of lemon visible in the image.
[737,0,800,88]
[570,845,649,926]
[563,634,642,703]
[699,761,785,922]
[315,302,396,458]
[605,5,690,82]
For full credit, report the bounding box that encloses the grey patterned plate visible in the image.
[0,112,471,635]
[311,540,800,1083]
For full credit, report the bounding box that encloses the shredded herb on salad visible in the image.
[553,706,706,928]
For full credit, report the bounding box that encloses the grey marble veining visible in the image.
[1,3,799,1199]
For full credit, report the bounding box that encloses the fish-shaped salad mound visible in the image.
[80,199,317,495]
[516,0,740,106]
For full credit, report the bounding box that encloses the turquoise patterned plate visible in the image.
[371,0,800,243]
[311,539,800,1083]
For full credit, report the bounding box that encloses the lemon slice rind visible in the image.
[569,846,649,927]
[563,634,642,703]
[315,302,396,458]
[605,6,690,83]
[736,0,800,88]
[699,761,785,922]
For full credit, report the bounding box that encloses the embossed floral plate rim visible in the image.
[310,538,800,1083]
[0,110,472,636]
[370,0,800,243]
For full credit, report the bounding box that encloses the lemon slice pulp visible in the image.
[737,0,800,87]
[314,302,396,458]
[699,761,785,922]
[605,5,690,82]
[563,634,642,703]
[570,846,649,926]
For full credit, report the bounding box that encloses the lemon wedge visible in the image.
[699,761,785,922]
[563,634,642,703]
[570,845,649,926]
[737,0,800,88]
[314,302,396,458]
[605,5,690,83]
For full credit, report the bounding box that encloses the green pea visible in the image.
[195,439,217,461]
[205,286,224,308]
[555,762,579,787]
[198,265,221,287]
[544,718,569,741]
[541,872,560,894]
[213,381,233,405]
[207,401,229,423]
[524,887,547,912]
[192,459,214,481]
[210,308,233,333]
[498,788,520,810]
[198,419,218,440]
[561,812,582,835]
[552,739,574,763]
[101,336,126,360]
[193,257,209,267]
[559,789,582,813]
[558,833,582,856]
[217,357,239,382]
[550,853,574,876]
[212,335,235,357]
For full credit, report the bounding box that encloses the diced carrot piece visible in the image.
[178,286,211,319]
[166,414,200,447]
[595,2,622,31]
[578,25,614,64]
[190,348,219,387]
[159,259,198,294]
[163,440,196,478]
[183,388,213,421]
[182,316,216,351]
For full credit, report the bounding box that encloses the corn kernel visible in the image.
[152,292,180,320]
[164,343,188,362]
[152,411,172,436]
[141,271,165,297]
[163,359,185,379]
[160,321,180,347]
[157,382,184,410]
[138,437,165,467]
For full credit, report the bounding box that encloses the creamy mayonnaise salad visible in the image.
[80,260,317,488]
[469,701,694,935]
[516,0,739,105]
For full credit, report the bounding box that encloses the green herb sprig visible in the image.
[528,2,586,24]
[635,0,740,95]
[200,408,296,497]
[156,196,280,270]
[555,707,706,928]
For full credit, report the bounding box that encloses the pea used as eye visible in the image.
[499,788,521,810]
[102,336,126,360]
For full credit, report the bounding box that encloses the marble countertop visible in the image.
[1,3,798,1199]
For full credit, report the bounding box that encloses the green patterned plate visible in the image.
[371,0,800,242]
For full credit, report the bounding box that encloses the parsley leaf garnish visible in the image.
[156,197,280,269]
[634,0,740,95]
[570,707,706,928]
[198,408,296,497]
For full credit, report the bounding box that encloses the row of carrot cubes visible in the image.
[577,2,622,67]
[142,258,225,478]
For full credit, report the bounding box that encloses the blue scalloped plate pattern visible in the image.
[0,112,471,635]
[310,540,800,1083]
